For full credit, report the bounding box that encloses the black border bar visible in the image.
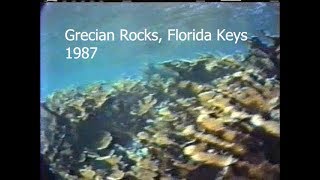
[46,0,279,2]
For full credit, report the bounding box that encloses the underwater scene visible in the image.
[40,3,280,180]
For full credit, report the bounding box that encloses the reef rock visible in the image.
[41,35,280,180]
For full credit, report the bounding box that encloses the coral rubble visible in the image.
[41,35,279,180]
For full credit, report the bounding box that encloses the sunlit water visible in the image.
[40,2,279,101]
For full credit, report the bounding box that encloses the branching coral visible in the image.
[45,83,110,122]
[41,36,280,180]
[131,94,157,116]
[79,167,96,180]
[96,131,113,150]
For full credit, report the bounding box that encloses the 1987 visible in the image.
[66,47,97,59]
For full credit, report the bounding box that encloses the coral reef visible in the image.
[41,35,279,180]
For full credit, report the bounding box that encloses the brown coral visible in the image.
[41,35,280,180]
[190,152,236,167]
[96,131,113,150]
[131,94,157,116]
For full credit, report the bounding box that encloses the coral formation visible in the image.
[41,35,280,180]
[131,94,157,116]
[96,131,113,150]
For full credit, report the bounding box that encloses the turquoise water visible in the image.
[40,2,279,101]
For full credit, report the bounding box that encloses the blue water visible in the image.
[40,2,279,101]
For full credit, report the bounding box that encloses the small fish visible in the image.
[146,119,154,123]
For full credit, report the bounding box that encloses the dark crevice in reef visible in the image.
[187,165,220,180]
[41,154,57,180]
